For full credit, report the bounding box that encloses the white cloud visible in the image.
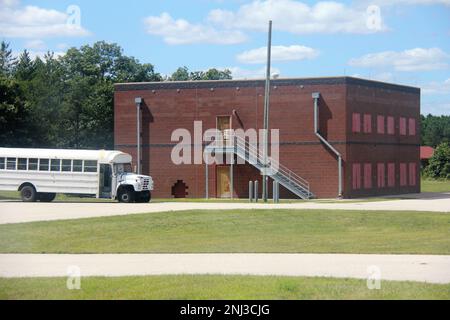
[0,1,90,38]
[422,78,450,95]
[208,0,386,34]
[349,48,450,71]
[25,39,46,50]
[226,66,281,79]
[422,101,450,115]
[237,45,319,64]
[144,12,246,45]
[371,0,450,6]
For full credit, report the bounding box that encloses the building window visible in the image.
[387,116,395,135]
[18,158,27,171]
[352,163,361,190]
[6,158,16,170]
[399,117,407,136]
[400,163,407,186]
[363,114,372,133]
[0,158,4,170]
[377,163,385,188]
[377,115,385,134]
[409,163,417,186]
[28,158,38,171]
[352,113,361,133]
[408,118,416,136]
[364,163,372,189]
[388,163,395,187]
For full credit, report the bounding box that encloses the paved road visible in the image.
[1,254,449,284]
[0,193,449,224]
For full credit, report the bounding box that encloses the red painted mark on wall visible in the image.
[364,163,372,189]
[352,113,361,133]
[377,115,385,134]
[409,162,417,186]
[400,117,407,136]
[377,163,385,188]
[363,114,372,133]
[400,163,407,186]
[408,118,416,136]
[352,163,361,190]
[388,163,395,187]
[387,116,395,135]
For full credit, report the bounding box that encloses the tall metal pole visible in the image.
[262,20,272,202]
[135,97,142,174]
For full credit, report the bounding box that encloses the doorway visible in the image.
[99,164,112,198]
[216,166,231,198]
[217,116,231,141]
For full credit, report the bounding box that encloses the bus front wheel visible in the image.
[118,188,135,203]
[20,185,37,202]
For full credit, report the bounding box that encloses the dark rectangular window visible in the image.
[73,160,83,172]
[39,159,49,171]
[18,158,27,170]
[0,158,5,170]
[84,160,98,173]
[6,158,16,170]
[51,159,61,172]
[62,160,72,172]
[28,158,38,171]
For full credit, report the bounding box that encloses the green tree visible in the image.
[170,67,232,81]
[424,142,450,179]
[0,41,16,76]
[421,114,450,147]
[170,66,190,81]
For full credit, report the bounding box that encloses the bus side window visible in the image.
[51,159,61,172]
[28,159,38,171]
[84,160,98,172]
[7,158,16,170]
[39,159,49,171]
[0,158,5,170]
[62,160,72,172]
[18,158,27,170]
[73,160,83,172]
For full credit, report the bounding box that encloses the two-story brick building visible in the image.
[114,76,420,199]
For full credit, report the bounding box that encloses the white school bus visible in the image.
[0,148,153,203]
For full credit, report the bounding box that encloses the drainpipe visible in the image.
[135,97,142,175]
[312,92,343,198]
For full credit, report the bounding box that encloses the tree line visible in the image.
[0,41,232,149]
[1,40,449,151]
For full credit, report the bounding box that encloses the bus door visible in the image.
[99,164,112,198]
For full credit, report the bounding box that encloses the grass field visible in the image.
[0,275,448,300]
[0,209,448,254]
[421,179,450,193]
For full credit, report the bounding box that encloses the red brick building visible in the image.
[114,77,420,199]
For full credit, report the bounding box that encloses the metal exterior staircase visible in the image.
[206,132,314,200]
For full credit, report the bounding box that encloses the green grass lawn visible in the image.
[0,209,448,254]
[0,275,448,300]
[421,179,450,193]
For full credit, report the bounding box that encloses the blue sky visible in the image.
[1,0,449,115]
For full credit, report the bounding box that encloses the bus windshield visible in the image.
[114,163,133,174]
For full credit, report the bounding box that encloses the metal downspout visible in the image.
[312,92,343,198]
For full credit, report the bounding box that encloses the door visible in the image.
[217,116,231,141]
[99,164,112,198]
[216,166,231,198]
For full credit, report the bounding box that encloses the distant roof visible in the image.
[0,148,132,164]
[420,146,435,160]
[115,76,420,94]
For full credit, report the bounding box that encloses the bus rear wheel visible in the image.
[20,185,37,202]
[39,193,56,202]
[118,188,135,203]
